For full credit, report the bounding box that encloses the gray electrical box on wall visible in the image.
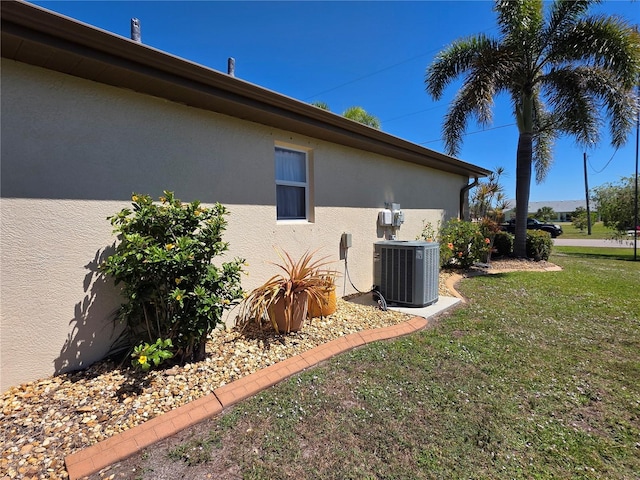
[341,233,352,249]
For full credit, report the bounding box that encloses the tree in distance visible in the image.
[592,176,640,236]
[310,102,381,129]
[534,206,556,222]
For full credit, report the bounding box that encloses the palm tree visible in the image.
[342,106,381,129]
[311,101,330,111]
[470,166,509,223]
[425,0,640,257]
[310,102,382,129]
[535,206,556,222]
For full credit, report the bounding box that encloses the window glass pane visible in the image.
[275,147,306,182]
[277,185,305,219]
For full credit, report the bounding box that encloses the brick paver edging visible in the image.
[65,316,430,479]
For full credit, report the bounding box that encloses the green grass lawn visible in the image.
[132,250,640,479]
[554,245,638,261]
[557,221,614,239]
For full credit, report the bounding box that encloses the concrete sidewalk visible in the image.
[554,238,638,249]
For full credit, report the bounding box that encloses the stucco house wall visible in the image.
[0,1,488,392]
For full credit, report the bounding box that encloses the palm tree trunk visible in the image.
[514,131,533,258]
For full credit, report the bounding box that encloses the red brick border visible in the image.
[65,316,430,479]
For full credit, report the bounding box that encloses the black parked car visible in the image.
[501,218,563,238]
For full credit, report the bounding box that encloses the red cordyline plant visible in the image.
[238,248,336,334]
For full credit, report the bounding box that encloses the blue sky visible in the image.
[32,0,639,203]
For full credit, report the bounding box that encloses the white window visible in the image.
[275,146,309,220]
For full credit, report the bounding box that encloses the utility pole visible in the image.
[633,28,639,261]
[584,152,592,235]
[634,91,638,261]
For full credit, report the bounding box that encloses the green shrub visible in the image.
[416,220,438,243]
[493,231,514,257]
[439,218,491,269]
[101,191,245,366]
[526,230,553,261]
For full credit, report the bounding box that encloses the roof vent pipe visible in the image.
[131,18,141,43]
[227,57,235,77]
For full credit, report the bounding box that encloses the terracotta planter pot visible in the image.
[268,291,308,333]
[308,287,337,318]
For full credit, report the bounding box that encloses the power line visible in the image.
[303,23,498,102]
[587,148,618,174]
[298,21,500,141]
[302,50,434,101]
[381,104,447,123]
[419,123,517,145]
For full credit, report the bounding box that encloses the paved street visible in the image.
[554,238,638,249]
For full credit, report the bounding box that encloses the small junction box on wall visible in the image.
[341,233,352,249]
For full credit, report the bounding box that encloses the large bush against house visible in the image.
[101,192,245,367]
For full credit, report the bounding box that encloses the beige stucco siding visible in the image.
[1,59,465,391]
[1,199,126,391]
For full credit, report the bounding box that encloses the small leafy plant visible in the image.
[132,338,174,371]
[417,220,439,243]
[417,220,452,267]
[101,191,245,366]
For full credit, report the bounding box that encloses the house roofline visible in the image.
[1,0,490,178]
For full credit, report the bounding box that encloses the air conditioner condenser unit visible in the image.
[373,241,439,307]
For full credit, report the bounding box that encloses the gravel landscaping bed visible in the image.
[1,297,425,479]
[0,259,557,479]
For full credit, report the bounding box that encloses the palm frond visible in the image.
[543,65,637,148]
[342,106,381,129]
[494,0,543,37]
[544,0,593,45]
[604,83,638,148]
[533,128,556,183]
[442,87,493,156]
[529,94,558,184]
[425,34,497,100]
[550,14,640,85]
[438,45,518,155]
[495,0,545,53]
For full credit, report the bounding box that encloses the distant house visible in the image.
[504,200,587,222]
[0,0,489,391]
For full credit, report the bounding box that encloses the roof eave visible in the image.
[1,0,490,178]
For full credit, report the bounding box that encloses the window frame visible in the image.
[275,145,311,222]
